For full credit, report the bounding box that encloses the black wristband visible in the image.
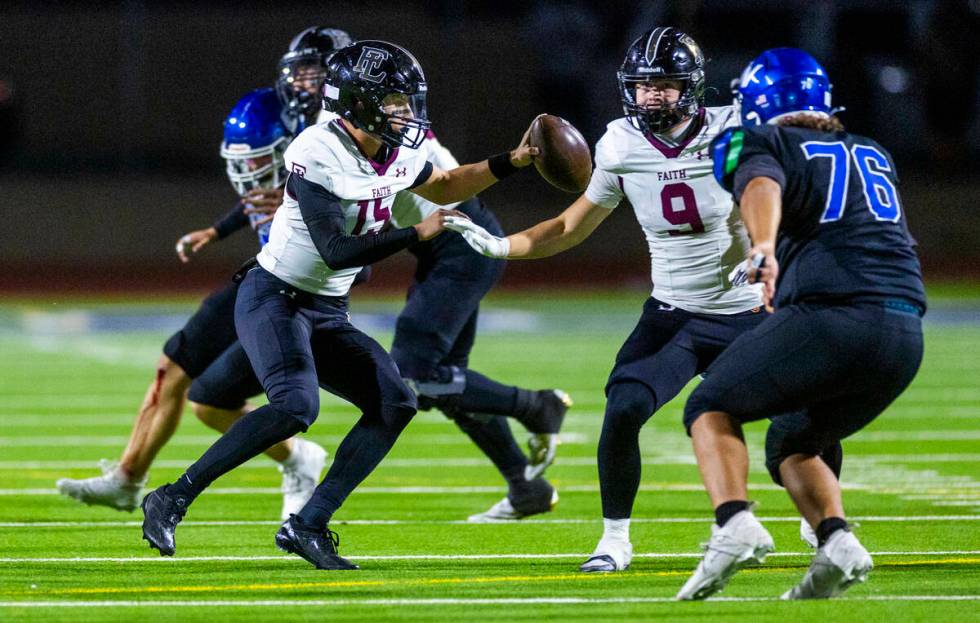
[488,152,520,180]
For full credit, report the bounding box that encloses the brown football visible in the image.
[528,115,592,193]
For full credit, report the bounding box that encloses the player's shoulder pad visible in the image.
[703,105,739,132]
[710,125,776,191]
[283,123,344,192]
[421,133,461,170]
[847,131,900,181]
[593,118,634,172]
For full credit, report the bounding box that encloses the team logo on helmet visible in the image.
[679,35,704,64]
[353,47,390,83]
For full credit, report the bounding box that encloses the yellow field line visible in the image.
[4,558,978,597]
[6,570,686,597]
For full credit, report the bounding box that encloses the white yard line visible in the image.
[0,551,977,564]
[0,595,978,607]
[5,453,980,471]
[1,515,978,528]
[5,479,980,496]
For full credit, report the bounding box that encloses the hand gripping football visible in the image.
[528,115,592,193]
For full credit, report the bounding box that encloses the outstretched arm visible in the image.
[507,194,612,258]
[445,194,612,259]
[411,122,540,205]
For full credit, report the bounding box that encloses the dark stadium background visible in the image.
[0,0,977,293]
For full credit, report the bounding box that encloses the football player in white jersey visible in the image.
[446,27,842,572]
[264,29,573,521]
[141,40,540,570]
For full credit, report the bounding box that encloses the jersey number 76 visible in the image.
[800,141,901,223]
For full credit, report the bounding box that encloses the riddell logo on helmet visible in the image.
[353,47,390,84]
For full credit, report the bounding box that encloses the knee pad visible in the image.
[682,385,723,434]
[381,402,417,433]
[820,442,844,480]
[187,378,245,412]
[764,412,830,486]
[267,388,319,429]
[605,382,658,431]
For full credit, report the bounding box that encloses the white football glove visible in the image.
[444,216,510,259]
[728,259,751,287]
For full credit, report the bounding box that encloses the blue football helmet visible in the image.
[220,88,290,197]
[734,48,833,126]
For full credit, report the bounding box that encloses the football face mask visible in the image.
[621,77,692,133]
[221,143,288,196]
[379,91,429,150]
[220,89,290,197]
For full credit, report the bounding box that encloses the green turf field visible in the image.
[0,292,977,621]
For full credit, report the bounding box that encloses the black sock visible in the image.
[168,404,303,504]
[597,382,657,518]
[816,517,849,546]
[458,370,518,415]
[452,414,527,487]
[715,500,751,527]
[297,407,413,528]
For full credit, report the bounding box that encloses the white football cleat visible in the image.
[55,459,146,512]
[579,537,633,573]
[782,529,872,599]
[524,433,559,480]
[279,439,327,521]
[467,486,558,523]
[800,518,818,548]
[676,510,775,601]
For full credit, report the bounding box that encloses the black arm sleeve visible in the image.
[290,174,419,270]
[212,202,250,240]
[409,161,434,189]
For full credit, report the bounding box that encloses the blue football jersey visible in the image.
[712,125,926,312]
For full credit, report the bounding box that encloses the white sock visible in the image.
[280,440,303,469]
[602,518,630,543]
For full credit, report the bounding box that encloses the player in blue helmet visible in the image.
[445,28,843,572]
[676,48,925,600]
[221,89,290,211]
[56,88,329,521]
[733,47,834,127]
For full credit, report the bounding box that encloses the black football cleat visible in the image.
[275,515,359,570]
[140,484,188,556]
[516,389,572,434]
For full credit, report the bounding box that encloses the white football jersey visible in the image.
[584,106,762,314]
[257,111,431,296]
[390,134,461,228]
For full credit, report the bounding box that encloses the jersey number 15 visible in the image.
[800,141,901,223]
